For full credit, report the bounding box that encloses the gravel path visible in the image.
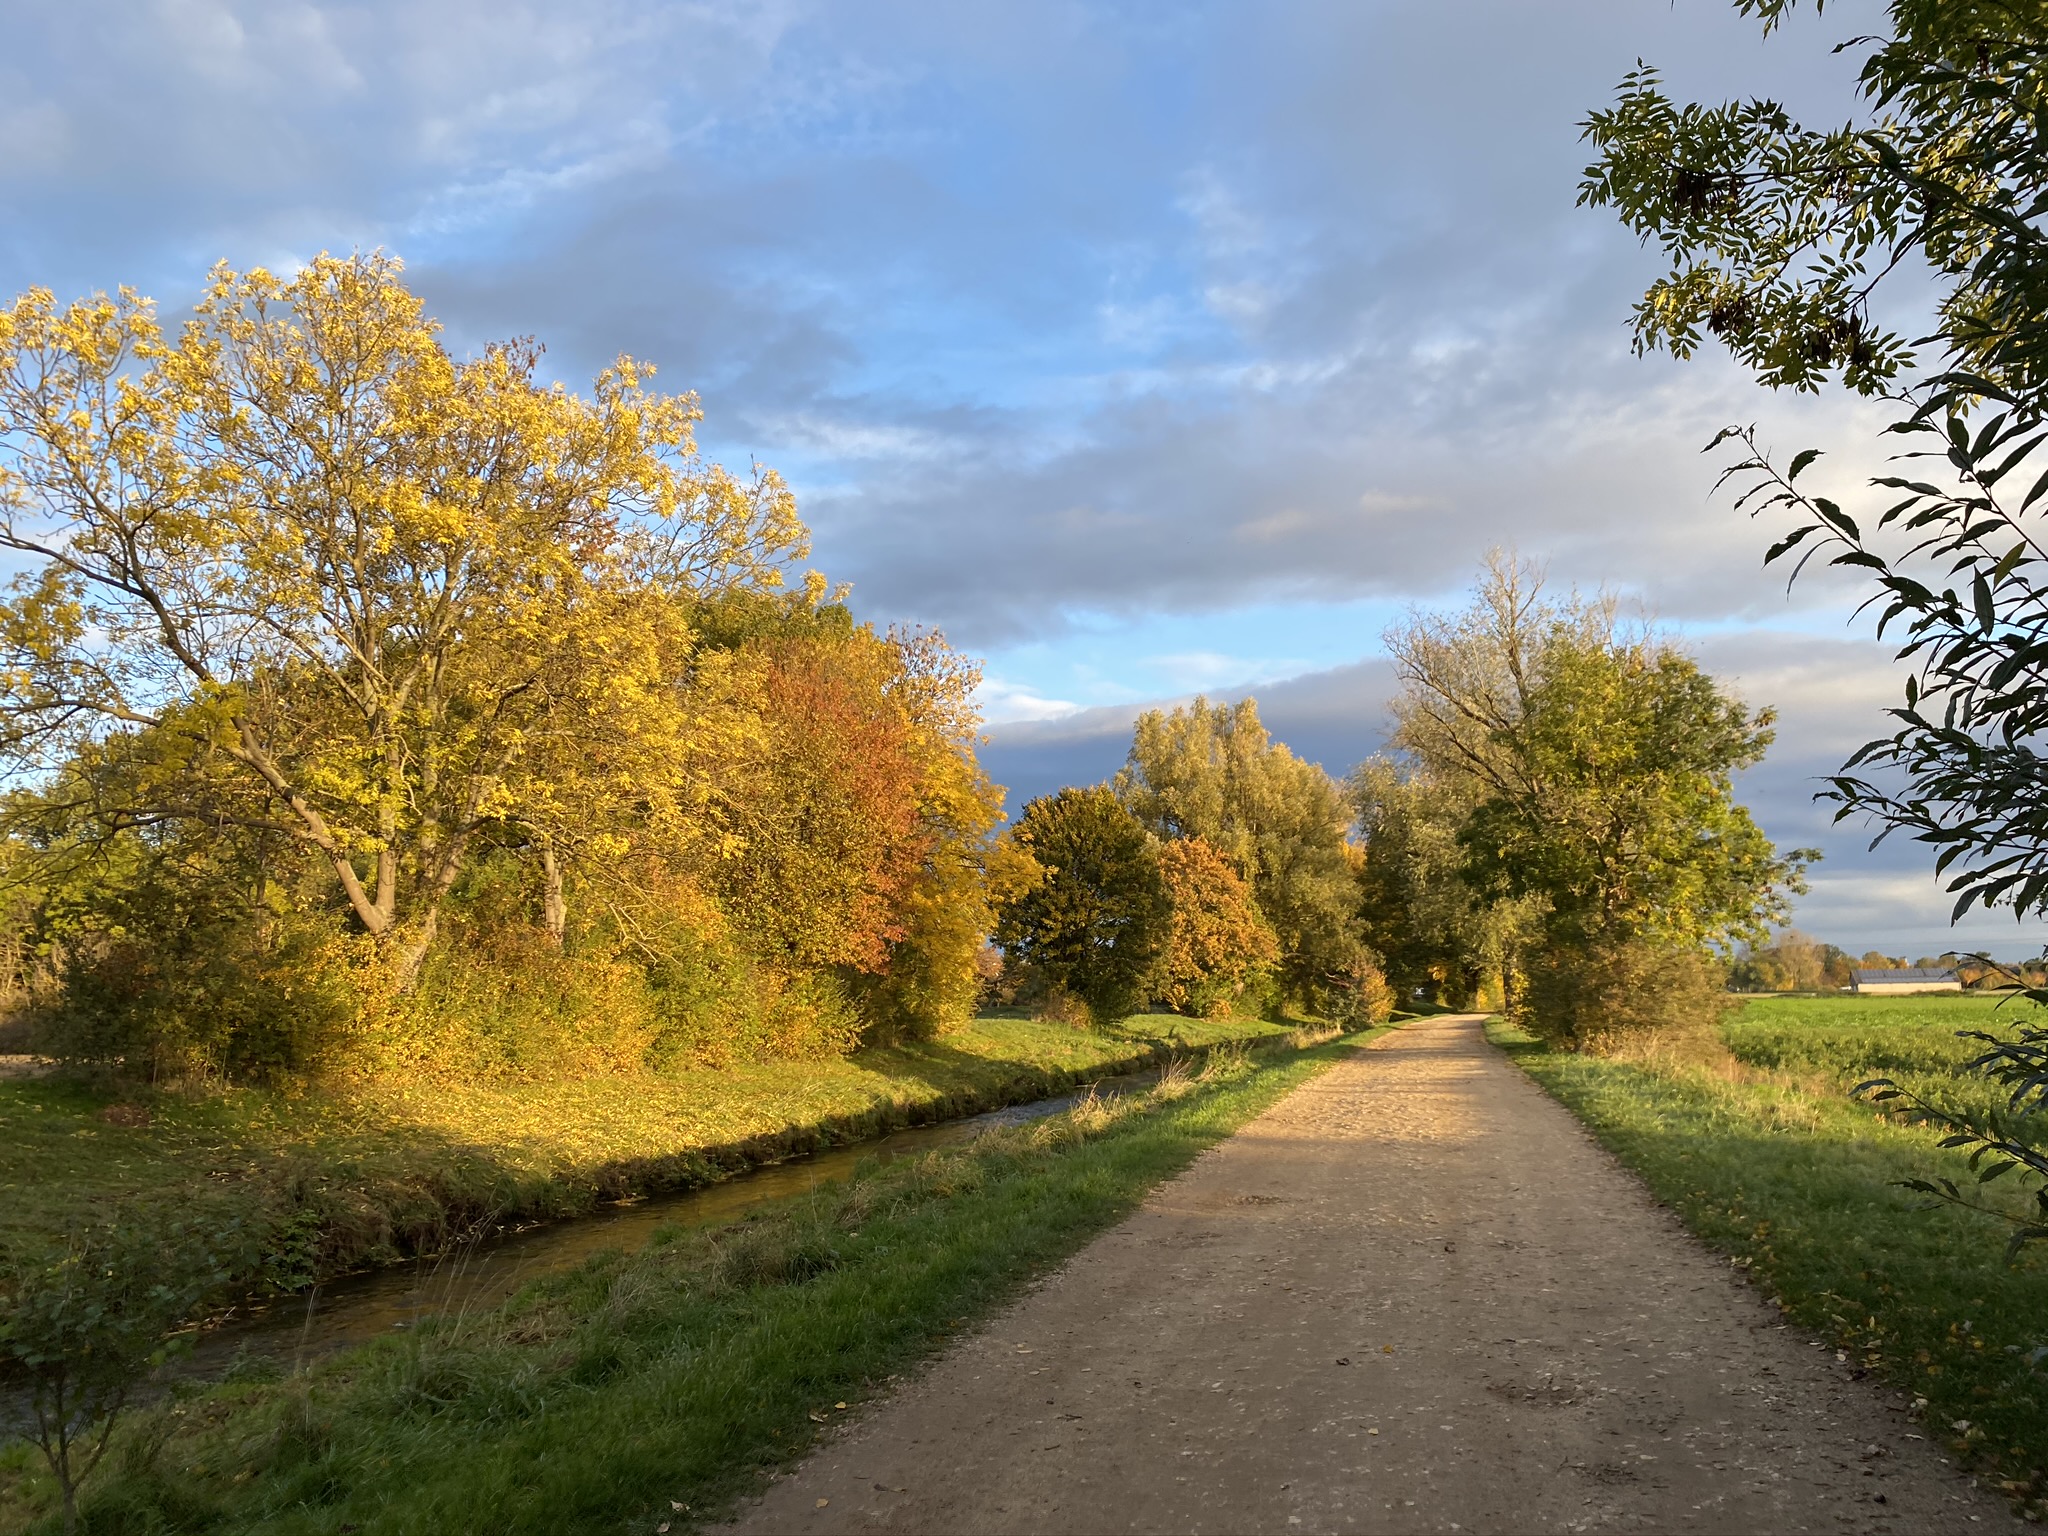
[715,1014,2017,1534]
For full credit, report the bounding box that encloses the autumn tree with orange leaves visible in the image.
[0,256,1001,1076]
[1154,837,1278,1018]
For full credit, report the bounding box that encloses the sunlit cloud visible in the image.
[0,0,1990,945]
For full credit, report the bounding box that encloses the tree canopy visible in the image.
[1350,756,1529,1010]
[0,257,1002,1077]
[0,254,803,978]
[1385,557,1807,1000]
[1153,836,1279,1018]
[1114,697,1363,1010]
[992,786,1168,1026]
[1580,1,2048,408]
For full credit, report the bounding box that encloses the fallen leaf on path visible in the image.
[816,1499,830,1508]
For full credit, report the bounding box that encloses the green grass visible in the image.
[0,1011,1297,1291]
[1492,995,2048,1511]
[0,1026,1380,1535]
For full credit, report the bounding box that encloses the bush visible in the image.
[1327,952,1396,1029]
[1026,980,1093,1030]
[0,1215,253,1534]
[1516,935,1730,1052]
[390,920,867,1080]
[39,893,362,1082]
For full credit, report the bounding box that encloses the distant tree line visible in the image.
[1725,934,2048,992]
[992,553,1812,1051]
[0,258,1817,1085]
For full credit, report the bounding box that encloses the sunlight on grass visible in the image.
[0,1013,1298,1288]
[0,1027,1375,1535]
[1494,996,2048,1513]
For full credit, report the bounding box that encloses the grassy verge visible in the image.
[0,1012,1295,1292]
[0,1024,1384,1535]
[1490,997,2048,1513]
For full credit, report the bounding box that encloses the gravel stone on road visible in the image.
[714,1014,2018,1534]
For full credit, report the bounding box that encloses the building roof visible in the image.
[1851,967,1960,984]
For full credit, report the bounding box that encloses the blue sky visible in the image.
[0,0,2028,954]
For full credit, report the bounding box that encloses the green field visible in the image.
[0,1011,1297,1294]
[1496,991,2048,1513]
[0,1028,1374,1535]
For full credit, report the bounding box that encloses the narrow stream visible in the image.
[173,1066,1161,1383]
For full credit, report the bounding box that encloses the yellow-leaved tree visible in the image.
[1154,836,1278,1018]
[0,254,804,984]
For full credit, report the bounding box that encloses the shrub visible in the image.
[391,925,660,1081]
[1328,952,1396,1029]
[1516,934,1731,1052]
[0,1215,252,1534]
[39,891,361,1083]
[1026,980,1093,1030]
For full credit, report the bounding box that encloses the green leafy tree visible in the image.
[1114,698,1363,1011]
[1453,635,1800,951]
[1,1216,250,1534]
[993,787,1168,1025]
[1389,558,1808,1043]
[1390,559,1804,949]
[1350,756,1533,1010]
[1580,1,2048,407]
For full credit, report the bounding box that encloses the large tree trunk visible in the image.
[390,909,440,991]
[540,845,567,945]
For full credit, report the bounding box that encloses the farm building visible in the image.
[1850,967,1963,995]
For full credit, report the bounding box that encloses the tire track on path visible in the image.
[714,1014,2016,1533]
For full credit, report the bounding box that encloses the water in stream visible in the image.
[174,1068,1157,1383]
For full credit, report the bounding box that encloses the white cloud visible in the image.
[0,0,1988,945]
[974,679,1084,726]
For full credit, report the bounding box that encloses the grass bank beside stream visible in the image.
[0,1011,1296,1293]
[0,1023,1382,1535]
[1493,995,2048,1514]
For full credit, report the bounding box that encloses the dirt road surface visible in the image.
[714,1015,2016,1533]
